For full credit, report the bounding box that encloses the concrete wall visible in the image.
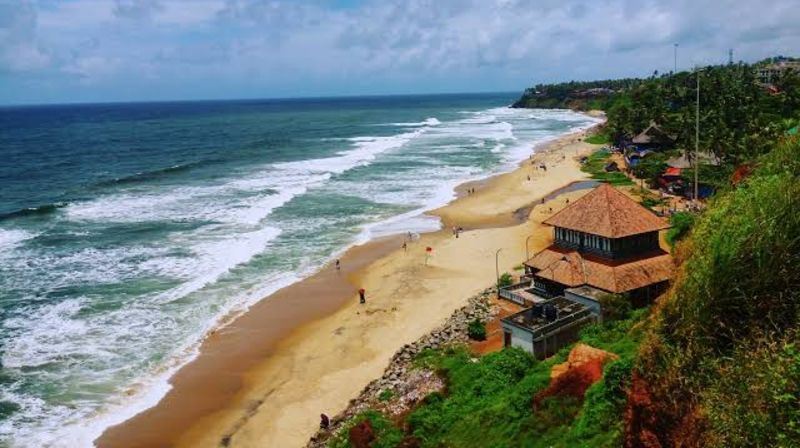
[501,322,534,353]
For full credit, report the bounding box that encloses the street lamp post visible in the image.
[525,234,535,261]
[495,248,502,290]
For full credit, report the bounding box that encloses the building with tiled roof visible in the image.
[501,183,673,358]
[525,183,673,302]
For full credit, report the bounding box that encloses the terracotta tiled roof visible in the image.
[524,245,673,294]
[543,184,669,238]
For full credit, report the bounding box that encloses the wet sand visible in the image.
[96,124,602,448]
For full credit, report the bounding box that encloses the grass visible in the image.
[633,135,800,445]
[581,149,634,186]
[665,211,696,248]
[329,309,648,448]
[585,133,611,145]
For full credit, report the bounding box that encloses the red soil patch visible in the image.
[348,420,376,448]
[623,372,663,448]
[534,343,617,409]
[623,372,707,448]
[469,297,524,355]
[534,357,605,408]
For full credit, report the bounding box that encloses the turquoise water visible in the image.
[0,94,598,447]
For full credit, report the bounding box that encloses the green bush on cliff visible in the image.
[404,311,647,448]
[633,135,800,446]
[467,319,487,341]
[665,211,696,247]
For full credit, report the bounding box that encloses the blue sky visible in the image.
[1,0,799,105]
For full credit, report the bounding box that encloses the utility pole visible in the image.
[673,43,678,73]
[495,248,502,290]
[728,48,734,65]
[695,67,700,203]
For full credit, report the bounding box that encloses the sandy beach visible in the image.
[96,123,603,448]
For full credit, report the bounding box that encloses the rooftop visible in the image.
[631,122,675,145]
[502,297,592,337]
[525,245,674,294]
[543,183,670,238]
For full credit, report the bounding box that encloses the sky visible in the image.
[0,0,799,105]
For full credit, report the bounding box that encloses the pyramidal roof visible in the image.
[543,183,669,238]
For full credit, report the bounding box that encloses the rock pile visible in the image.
[307,286,497,447]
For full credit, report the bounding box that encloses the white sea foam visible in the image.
[0,228,37,251]
[388,117,441,127]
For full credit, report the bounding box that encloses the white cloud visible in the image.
[0,0,51,72]
[2,0,800,102]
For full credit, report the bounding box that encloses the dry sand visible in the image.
[96,126,602,448]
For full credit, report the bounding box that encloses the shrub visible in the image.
[497,272,514,288]
[597,293,631,322]
[467,319,487,341]
[665,211,696,247]
[633,136,800,444]
[704,335,800,447]
[378,388,394,402]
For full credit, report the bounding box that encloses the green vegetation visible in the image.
[584,133,610,145]
[597,293,632,323]
[665,211,696,247]
[329,311,647,447]
[633,135,800,446]
[512,78,644,111]
[378,388,394,402]
[580,149,634,185]
[408,313,646,448]
[327,62,800,448]
[516,60,800,189]
[497,272,514,288]
[328,410,404,448]
[467,319,487,341]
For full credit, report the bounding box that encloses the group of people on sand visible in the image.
[451,225,464,238]
[466,187,477,195]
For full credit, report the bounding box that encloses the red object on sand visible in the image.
[426,246,432,252]
[358,288,365,294]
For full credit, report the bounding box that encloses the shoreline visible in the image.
[95,119,604,448]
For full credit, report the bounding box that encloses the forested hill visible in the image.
[514,60,800,166]
[511,78,643,110]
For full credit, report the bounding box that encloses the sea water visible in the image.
[0,94,599,447]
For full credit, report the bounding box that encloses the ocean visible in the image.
[0,93,599,447]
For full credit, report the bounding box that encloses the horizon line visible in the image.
[0,89,522,109]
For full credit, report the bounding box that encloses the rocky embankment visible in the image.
[307,287,499,447]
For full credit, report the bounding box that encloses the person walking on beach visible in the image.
[358,288,366,304]
[335,259,340,271]
[402,241,407,252]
